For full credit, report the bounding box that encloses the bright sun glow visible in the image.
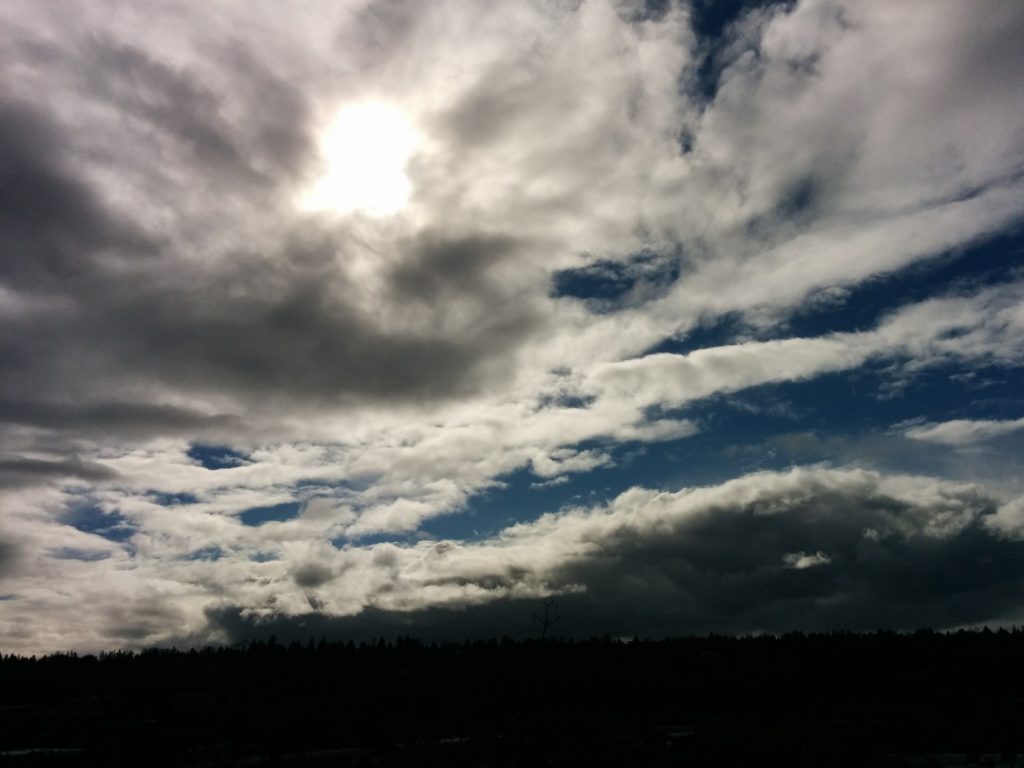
[300,103,420,217]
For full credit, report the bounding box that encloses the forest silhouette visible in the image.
[3,629,1024,766]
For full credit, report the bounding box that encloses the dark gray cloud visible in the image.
[292,562,335,589]
[71,245,538,408]
[206,512,1024,642]
[0,107,541,441]
[101,600,190,643]
[544,501,1020,636]
[198,469,1024,644]
[78,37,316,187]
[387,232,520,306]
[0,102,151,292]
[0,11,544,447]
[0,456,119,489]
[203,601,541,646]
[0,399,243,438]
[88,42,260,184]
[0,538,19,578]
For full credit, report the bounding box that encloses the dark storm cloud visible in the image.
[203,601,541,646]
[387,232,520,306]
[0,456,119,489]
[79,37,316,185]
[2,230,540,439]
[0,111,538,432]
[87,42,258,183]
[101,601,190,643]
[557,482,1022,635]
[0,12,544,424]
[292,562,336,589]
[0,102,150,291]
[0,11,541,440]
[213,43,316,179]
[8,24,317,184]
[202,469,1024,643]
[0,538,19,578]
[0,399,244,439]
[205,506,1024,643]
[544,500,1019,636]
[91,240,539,405]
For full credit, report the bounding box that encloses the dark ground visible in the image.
[3,629,1024,766]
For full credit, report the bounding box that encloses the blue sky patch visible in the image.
[689,0,798,101]
[238,501,301,527]
[187,443,251,470]
[421,455,665,542]
[785,228,1024,338]
[51,547,112,562]
[334,531,421,547]
[61,502,134,543]
[426,353,1024,543]
[649,227,1024,357]
[645,312,747,356]
[537,392,596,410]
[150,491,199,506]
[185,546,223,561]
[551,250,680,309]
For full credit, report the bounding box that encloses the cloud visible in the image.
[0,399,245,439]
[11,464,1023,653]
[905,417,1024,447]
[199,466,1024,644]
[0,10,549,436]
[1,0,1021,441]
[0,457,119,489]
[1,0,1023,651]
[782,550,831,570]
[987,497,1024,540]
[0,101,153,293]
[0,537,19,578]
[587,279,1024,413]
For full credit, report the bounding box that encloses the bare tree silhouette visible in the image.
[533,599,561,640]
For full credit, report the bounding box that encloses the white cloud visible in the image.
[783,551,831,569]
[906,417,1024,447]
[986,497,1024,540]
[6,464,1016,652]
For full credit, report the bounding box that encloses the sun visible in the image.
[300,102,420,217]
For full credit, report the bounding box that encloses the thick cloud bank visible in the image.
[202,466,1024,642]
[5,467,1024,651]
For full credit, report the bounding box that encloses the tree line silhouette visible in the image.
[3,628,1024,765]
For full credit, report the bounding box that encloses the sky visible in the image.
[1,0,1024,654]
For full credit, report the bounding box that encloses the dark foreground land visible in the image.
[3,630,1024,766]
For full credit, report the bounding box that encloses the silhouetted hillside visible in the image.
[3,629,1024,766]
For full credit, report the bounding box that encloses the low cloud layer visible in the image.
[2,0,1023,652]
[5,466,1024,651]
